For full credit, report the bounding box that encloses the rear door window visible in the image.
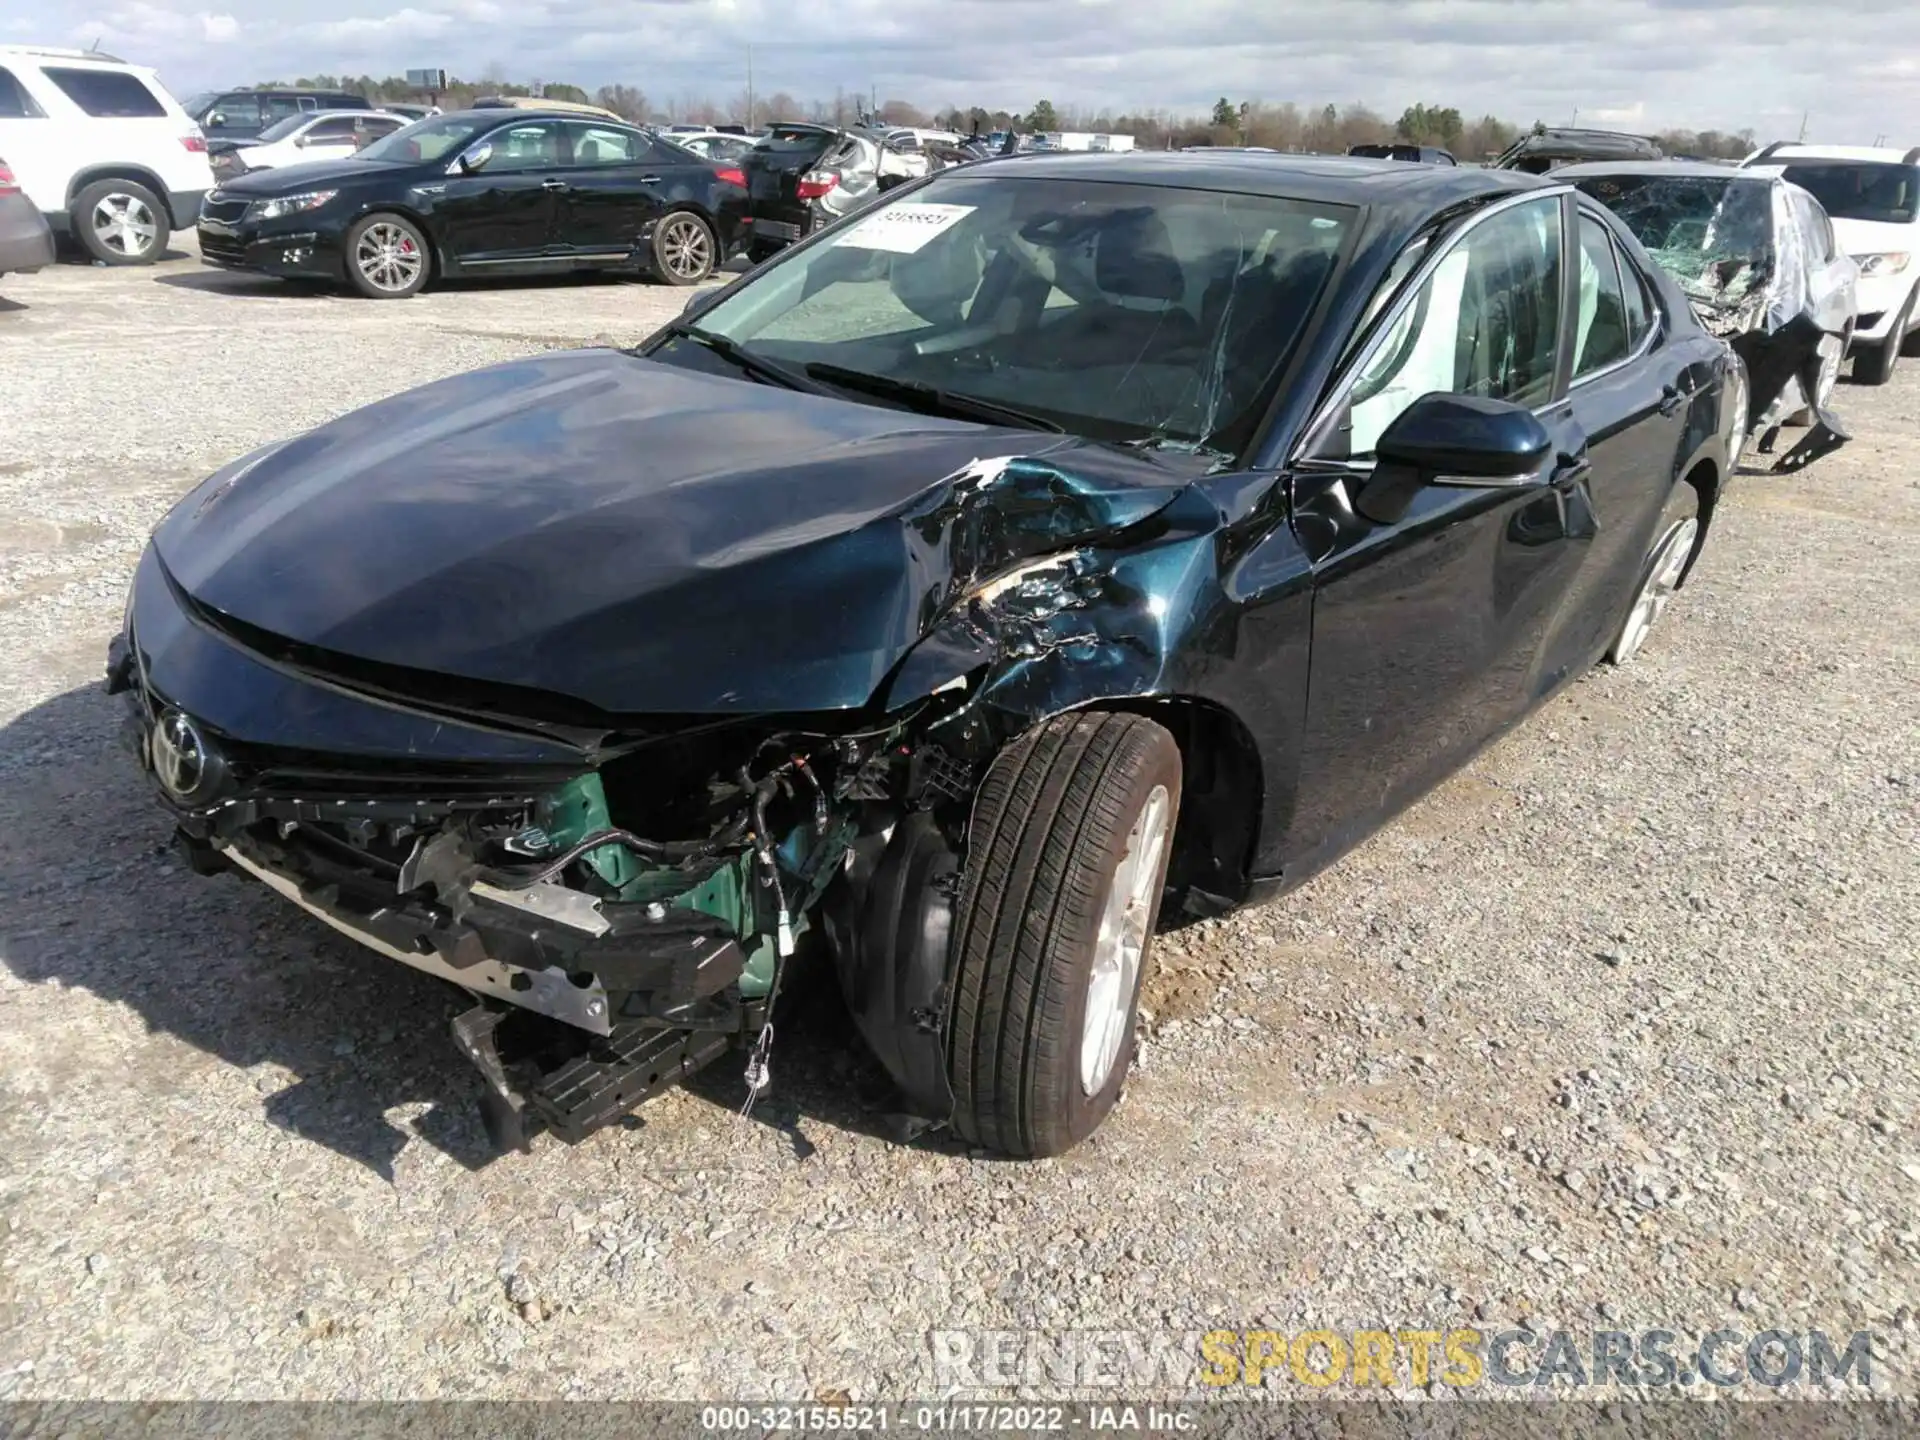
[1573,213,1632,377]
[0,66,45,118]
[304,115,361,143]
[41,67,167,118]
[207,93,261,129]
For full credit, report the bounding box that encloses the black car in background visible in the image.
[182,88,371,141]
[1493,127,1665,173]
[124,154,1738,1158]
[740,122,842,257]
[1349,142,1458,165]
[196,110,748,297]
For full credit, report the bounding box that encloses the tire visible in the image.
[1607,481,1702,666]
[651,210,716,286]
[1854,291,1912,386]
[748,239,783,266]
[1723,354,1751,472]
[342,213,429,299]
[72,178,170,266]
[946,712,1181,1157]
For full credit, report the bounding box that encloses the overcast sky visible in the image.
[8,0,1916,141]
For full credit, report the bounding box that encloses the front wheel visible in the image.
[1854,291,1912,386]
[651,211,715,286]
[945,712,1181,1158]
[1608,482,1701,665]
[343,213,429,298]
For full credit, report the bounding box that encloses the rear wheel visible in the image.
[1724,355,1751,472]
[651,211,715,285]
[1608,482,1701,665]
[945,712,1181,1158]
[747,239,783,266]
[343,213,428,298]
[72,179,169,265]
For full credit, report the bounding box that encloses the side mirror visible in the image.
[457,142,494,175]
[294,135,310,147]
[680,276,739,318]
[1354,393,1554,526]
[208,112,227,127]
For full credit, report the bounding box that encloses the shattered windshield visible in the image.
[1574,174,1775,310]
[1777,162,1918,225]
[685,173,1352,451]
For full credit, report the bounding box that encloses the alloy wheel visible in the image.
[92,192,158,258]
[1080,782,1171,1095]
[1613,517,1698,665]
[355,223,423,293]
[659,216,712,280]
[1725,366,1750,472]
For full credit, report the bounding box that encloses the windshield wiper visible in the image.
[802,362,1064,433]
[660,321,822,393]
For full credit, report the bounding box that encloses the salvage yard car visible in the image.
[196,108,747,296]
[1563,160,1857,473]
[109,153,1738,1159]
[740,122,937,260]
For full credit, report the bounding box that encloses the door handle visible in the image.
[637,175,662,184]
[540,178,568,191]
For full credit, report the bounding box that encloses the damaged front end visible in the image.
[109,430,1218,1153]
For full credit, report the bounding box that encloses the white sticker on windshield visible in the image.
[831,203,975,253]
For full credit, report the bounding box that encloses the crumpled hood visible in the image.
[153,347,1191,716]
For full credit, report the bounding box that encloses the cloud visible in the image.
[28,0,1917,143]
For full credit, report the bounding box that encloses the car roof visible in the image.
[1556,160,1764,182]
[213,86,363,96]
[283,109,402,121]
[0,44,148,70]
[974,150,1545,210]
[439,107,639,127]
[1748,143,1919,166]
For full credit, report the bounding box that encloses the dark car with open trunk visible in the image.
[111,153,1738,1157]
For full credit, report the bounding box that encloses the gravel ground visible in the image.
[0,240,1915,1404]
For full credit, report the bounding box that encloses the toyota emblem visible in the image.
[148,709,225,803]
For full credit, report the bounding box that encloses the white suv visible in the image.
[1745,142,1920,384]
[0,45,214,266]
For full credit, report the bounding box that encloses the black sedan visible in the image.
[195,109,748,297]
[114,153,1738,1158]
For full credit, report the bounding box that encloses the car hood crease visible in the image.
[153,347,1193,716]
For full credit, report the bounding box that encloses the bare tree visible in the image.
[595,84,649,123]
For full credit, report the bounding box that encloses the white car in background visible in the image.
[0,44,214,265]
[1745,142,1920,384]
[208,109,410,182]
[672,130,756,164]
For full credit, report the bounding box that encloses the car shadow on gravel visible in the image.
[152,269,705,301]
[0,682,957,1179]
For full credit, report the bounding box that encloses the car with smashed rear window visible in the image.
[109,152,1740,1159]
